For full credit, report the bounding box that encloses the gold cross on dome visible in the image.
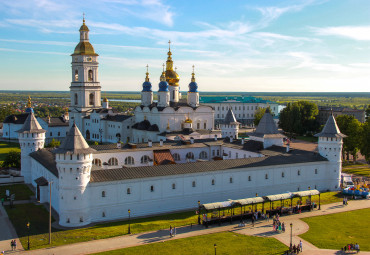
[168,40,171,50]
[192,65,195,73]
[146,64,149,72]
[175,67,177,72]
[162,63,165,72]
[83,12,85,22]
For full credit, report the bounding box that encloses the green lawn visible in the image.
[5,191,343,250]
[0,142,20,161]
[342,165,370,177]
[300,208,370,251]
[295,136,317,143]
[92,232,288,255]
[0,184,34,200]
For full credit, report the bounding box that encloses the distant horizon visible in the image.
[0,0,369,92]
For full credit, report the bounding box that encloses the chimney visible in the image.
[230,136,233,143]
[117,142,122,149]
[159,139,163,146]
[214,135,217,141]
[190,137,194,144]
[148,140,152,147]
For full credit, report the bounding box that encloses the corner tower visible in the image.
[69,17,101,132]
[54,124,95,227]
[17,111,46,184]
[221,108,239,139]
[315,114,346,189]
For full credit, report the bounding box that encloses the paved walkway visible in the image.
[0,203,23,253]
[2,199,370,255]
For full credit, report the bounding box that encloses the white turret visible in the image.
[315,114,346,190]
[102,97,109,109]
[17,111,46,184]
[220,108,239,139]
[187,65,199,107]
[69,17,101,131]
[157,69,170,108]
[54,124,96,227]
[141,65,153,107]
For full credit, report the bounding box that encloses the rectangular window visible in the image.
[315,169,318,174]
[217,150,220,156]
[212,150,215,156]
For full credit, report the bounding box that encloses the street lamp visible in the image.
[198,200,201,225]
[26,222,30,250]
[128,209,131,234]
[214,243,217,255]
[290,223,293,249]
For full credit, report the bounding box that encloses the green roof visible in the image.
[199,96,277,104]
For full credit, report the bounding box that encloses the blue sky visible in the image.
[0,0,369,92]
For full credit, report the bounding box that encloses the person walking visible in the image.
[282,222,285,232]
[14,240,17,251]
[299,240,303,252]
[251,215,255,227]
[10,240,14,251]
[266,212,270,222]
[169,225,173,237]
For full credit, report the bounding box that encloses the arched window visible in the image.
[211,179,215,185]
[125,156,135,165]
[108,157,118,166]
[116,133,121,142]
[173,153,180,161]
[229,177,233,183]
[282,172,285,178]
[93,158,102,167]
[248,176,251,181]
[186,152,194,160]
[86,130,90,140]
[315,169,318,174]
[127,188,131,194]
[150,185,154,192]
[89,93,94,105]
[265,174,269,179]
[172,183,176,189]
[88,70,93,81]
[141,155,150,164]
[192,181,196,187]
[199,151,207,159]
[102,191,106,197]
[74,93,78,105]
[297,170,301,176]
[74,70,78,81]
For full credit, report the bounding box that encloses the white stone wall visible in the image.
[2,123,23,139]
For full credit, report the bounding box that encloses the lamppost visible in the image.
[198,200,201,225]
[290,223,293,249]
[26,222,30,250]
[99,128,103,144]
[128,209,131,234]
[214,243,217,255]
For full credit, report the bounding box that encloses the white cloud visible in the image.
[311,26,370,41]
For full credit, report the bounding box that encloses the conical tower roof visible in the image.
[53,124,95,154]
[223,108,239,125]
[315,114,346,138]
[252,109,284,138]
[16,112,46,133]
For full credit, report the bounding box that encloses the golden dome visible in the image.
[80,20,89,32]
[73,41,98,55]
[103,97,108,102]
[185,118,193,123]
[163,40,180,86]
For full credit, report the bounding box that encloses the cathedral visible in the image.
[69,19,217,144]
[15,19,345,228]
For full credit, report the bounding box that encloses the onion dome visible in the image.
[142,65,152,92]
[184,118,193,123]
[188,66,198,92]
[79,18,89,31]
[164,40,180,86]
[25,96,34,113]
[103,97,108,102]
[158,66,169,92]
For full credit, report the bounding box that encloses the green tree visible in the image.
[45,139,61,148]
[279,101,319,136]
[336,115,363,162]
[3,150,21,168]
[365,105,370,121]
[0,104,17,123]
[360,120,370,163]
[253,107,272,126]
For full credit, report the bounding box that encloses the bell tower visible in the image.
[69,16,101,131]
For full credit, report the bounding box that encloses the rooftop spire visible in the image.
[315,114,346,138]
[160,63,166,82]
[191,65,196,82]
[27,96,32,108]
[166,40,173,71]
[145,64,150,82]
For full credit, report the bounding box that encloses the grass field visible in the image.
[93,232,288,255]
[0,142,20,161]
[5,191,342,250]
[342,165,370,177]
[300,208,370,251]
[0,184,34,200]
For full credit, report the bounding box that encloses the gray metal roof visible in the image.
[223,108,239,125]
[293,189,320,197]
[90,149,327,183]
[315,114,346,138]
[253,110,280,136]
[53,124,96,154]
[16,112,46,134]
